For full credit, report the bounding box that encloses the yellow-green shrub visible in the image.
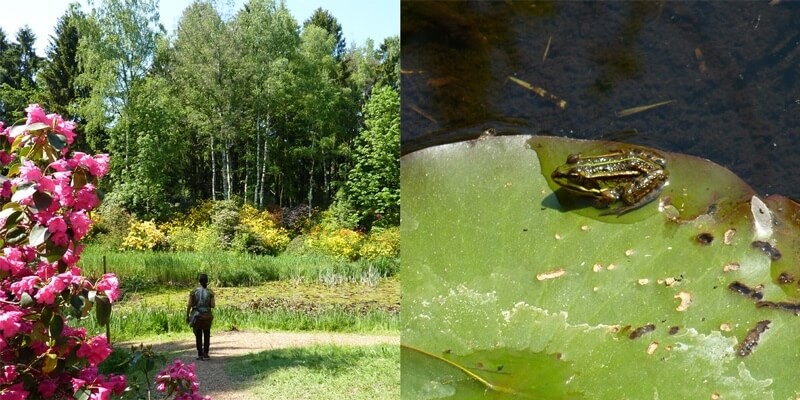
[306,228,364,260]
[239,204,290,255]
[359,227,400,260]
[165,225,198,252]
[169,200,214,229]
[194,226,221,252]
[120,219,167,251]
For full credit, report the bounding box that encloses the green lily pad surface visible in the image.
[401,135,800,399]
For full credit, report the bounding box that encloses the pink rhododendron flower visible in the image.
[48,159,69,172]
[47,216,67,233]
[0,382,28,400]
[68,211,92,239]
[37,175,55,194]
[19,160,42,183]
[34,283,58,304]
[34,270,73,304]
[75,184,99,210]
[50,231,69,247]
[53,176,74,207]
[1,365,17,384]
[91,154,110,177]
[0,150,14,166]
[76,335,111,367]
[0,105,137,398]
[35,260,57,280]
[155,360,207,398]
[37,378,57,397]
[95,273,120,302]
[0,180,11,198]
[23,104,76,144]
[24,104,47,126]
[0,310,25,338]
[9,275,39,299]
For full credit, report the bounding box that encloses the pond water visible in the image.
[401,1,800,200]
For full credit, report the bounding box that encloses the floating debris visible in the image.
[581,225,590,232]
[736,320,770,357]
[722,262,740,272]
[536,268,566,281]
[695,232,714,245]
[675,291,692,312]
[694,47,708,74]
[592,263,603,272]
[646,341,659,355]
[508,76,568,109]
[728,281,763,301]
[751,240,781,261]
[629,324,656,340]
[615,100,674,118]
[711,392,721,400]
[607,263,617,271]
[554,233,562,240]
[719,323,732,332]
[637,278,650,285]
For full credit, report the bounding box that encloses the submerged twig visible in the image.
[615,100,674,117]
[508,76,567,109]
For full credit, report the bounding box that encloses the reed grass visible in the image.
[78,246,398,288]
[71,304,398,342]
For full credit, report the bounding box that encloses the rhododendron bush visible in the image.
[0,105,208,399]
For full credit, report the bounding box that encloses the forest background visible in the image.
[0,0,400,256]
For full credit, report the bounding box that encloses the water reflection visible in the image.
[402,1,800,199]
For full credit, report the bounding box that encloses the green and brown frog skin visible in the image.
[550,148,669,215]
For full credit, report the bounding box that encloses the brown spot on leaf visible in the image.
[696,232,714,245]
[728,281,763,301]
[751,240,782,261]
[737,320,770,357]
[777,272,795,285]
[629,324,656,340]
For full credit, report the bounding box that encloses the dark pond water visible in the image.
[401,1,800,200]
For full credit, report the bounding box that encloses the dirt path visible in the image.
[121,330,400,400]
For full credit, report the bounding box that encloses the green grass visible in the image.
[226,344,400,400]
[70,280,400,341]
[78,246,399,288]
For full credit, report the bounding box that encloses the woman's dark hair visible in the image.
[199,273,209,288]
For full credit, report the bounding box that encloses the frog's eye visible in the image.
[566,154,581,164]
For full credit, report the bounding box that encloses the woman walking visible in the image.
[186,273,215,360]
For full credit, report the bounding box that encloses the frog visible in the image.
[550,148,669,215]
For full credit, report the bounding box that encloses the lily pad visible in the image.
[401,135,800,399]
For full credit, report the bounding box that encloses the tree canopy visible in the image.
[0,0,399,227]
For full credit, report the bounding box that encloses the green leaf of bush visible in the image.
[95,294,111,326]
[49,315,64,339]
[29,224,50,247]
[402,135,800,399]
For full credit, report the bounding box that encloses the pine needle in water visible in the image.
[542,36,552,62]
[615,100,674,117]
[508,76,567,109]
